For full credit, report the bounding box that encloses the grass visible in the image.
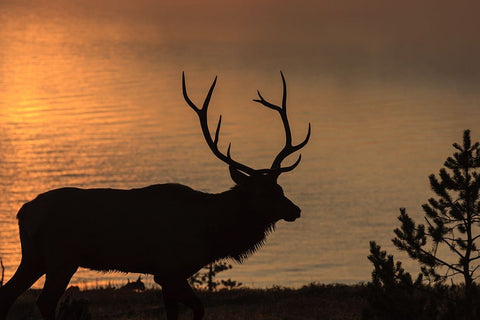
[6,283,368,320]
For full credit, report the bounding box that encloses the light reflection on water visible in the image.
[1,3,480,289]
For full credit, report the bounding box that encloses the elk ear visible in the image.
[229,166,250,185]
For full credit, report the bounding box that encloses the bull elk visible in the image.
[0,72,311,320]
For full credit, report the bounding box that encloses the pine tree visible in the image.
[364,241,426,320]
[392,130,480,319]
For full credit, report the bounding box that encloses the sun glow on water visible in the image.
[1,0,480,288]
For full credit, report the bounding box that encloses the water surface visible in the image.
[1,1,480,288]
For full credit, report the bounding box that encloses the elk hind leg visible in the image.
[162,291,179,320]
[37,266,77,320]
[0,259,44,320]
[159,279,204,320]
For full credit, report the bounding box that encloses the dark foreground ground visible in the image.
[7,283,367,320]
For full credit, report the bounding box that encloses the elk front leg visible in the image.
[37,265,77,320]
[0,259,44,320]
[162,290,179,320]
[155,277,204,320]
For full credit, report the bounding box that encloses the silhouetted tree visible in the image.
[392,130,480,319]
[57,296,91,320]
[189,261,242,292]
[363,241,429,320]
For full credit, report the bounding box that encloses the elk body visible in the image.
[0,72,310,320]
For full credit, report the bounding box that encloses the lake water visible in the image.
[1,1,480,288]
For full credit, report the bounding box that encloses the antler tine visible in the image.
[182,72,201,112]
[213,115,222,145]
[182,72,256,175]
[270,122,311,172]
[252,71,311,172]
[280,70,287,110]
[253,90,281,111]
[277,154,302,173]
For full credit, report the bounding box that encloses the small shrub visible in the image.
[57,296,91,320]
[363,241,431,320]
[190,261,242,291]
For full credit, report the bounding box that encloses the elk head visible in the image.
[182,72,311,223]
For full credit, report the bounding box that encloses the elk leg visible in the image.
[175,280,204,320]
[37,266,77,320]
[158,278,204,320]
[0,259,44,320]
[162,291,179,320]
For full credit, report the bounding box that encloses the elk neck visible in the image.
[203,186,276,263]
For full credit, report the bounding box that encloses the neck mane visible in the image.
[208,187,276,263]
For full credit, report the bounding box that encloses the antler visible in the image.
[182,72,257,175]
[253,71,311,174]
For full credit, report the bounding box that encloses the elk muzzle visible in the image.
[283,203,301,222]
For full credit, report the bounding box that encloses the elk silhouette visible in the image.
[0,72,310,320]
